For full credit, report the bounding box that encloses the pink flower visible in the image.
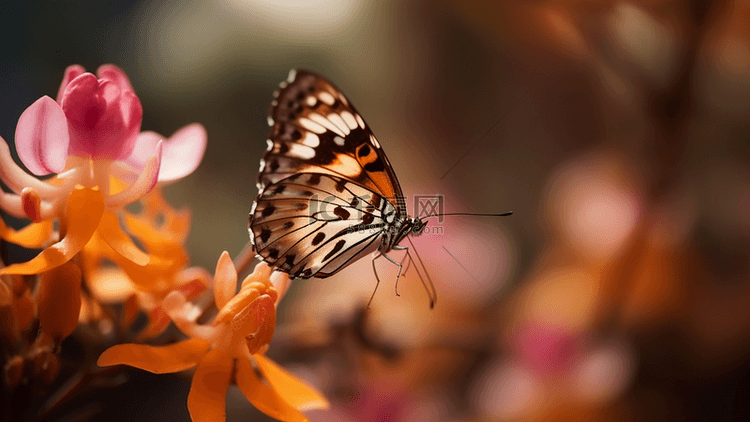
[0,64,207,222]
[57,64,142,161]
[0,64,207,277]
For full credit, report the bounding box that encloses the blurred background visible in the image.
[2,0,750,420]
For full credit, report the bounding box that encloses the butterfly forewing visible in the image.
[250,173,396,278]
[250,69,414,279]
[260,69,405,216]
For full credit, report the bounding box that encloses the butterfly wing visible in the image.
[250,173,398,278]
[259,69,406,216]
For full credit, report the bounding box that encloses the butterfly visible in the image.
[248,69,436,306]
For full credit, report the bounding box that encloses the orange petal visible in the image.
[235,295,276,355]
[0,188,104,275]
[213,251,237,310]
[38,261,82,342]
[213,286,261,327]
[13,290,36,334]
[236,356,309,422]
[255,354,329,411]
[137,306,172,341]
[86,266,134,303]
[0,277,11,307]
[97,338,210,374]
[21,187,43,222]
[122,211,183,254]
[123,294,139,329]
[0,218,53,248]
[98,211,150,266]
[214,264,277,326]
[188,349,232,422]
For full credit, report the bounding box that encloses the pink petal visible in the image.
[122,131,162,177]
[97,64,135,93]
[104,142,162,209]
[158,123,207,181]
[0,137,59,196]
[62,73,105,157]
[0,192,25,218]
[15,96,70,175]
[125,124,207,182]
[56,65,85,103]
[90,87,142,160]
[214,251,237,310]
[62,74,142,160]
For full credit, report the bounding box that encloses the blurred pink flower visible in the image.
[473,322,635,419]
[512,323,581,375]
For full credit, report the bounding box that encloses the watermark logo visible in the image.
[305,193,446,235]
[414,195,444,223]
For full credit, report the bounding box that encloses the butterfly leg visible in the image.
[390,245,411,293]
[368,253,385,309]
[380,250,411,297]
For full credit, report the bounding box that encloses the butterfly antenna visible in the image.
[427,211,513,217]
[405,236,437,308]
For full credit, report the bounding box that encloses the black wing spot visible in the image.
[283,221,294,229]
[362,213,374,225]
[364,158,385,172]
[323,239,346,262]
[358,144,371,157]
[333,206,350,220]
[312,232,326,246]
[291,129,302,140]
[296,92,305,100]
[261,206,276,217]
[335,179,347,193]
[288,113,295,120]
[269,160,280,172]
[260,227,271,243]
[302,268,313,277]
[371,195,382,208]
[273,185,286,194]
[351,197,359,207]
[308,174,321,186]
[285,254,296,265]
[278,143,290,154]
[267,248,279,260]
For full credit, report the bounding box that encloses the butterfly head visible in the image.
[408,216,427,237]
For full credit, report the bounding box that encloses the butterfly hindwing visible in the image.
[250,173,397,278]
[260,69,406,217]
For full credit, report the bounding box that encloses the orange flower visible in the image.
[98,255,328,422]
[0,188,104,276]
[79,187,206,339]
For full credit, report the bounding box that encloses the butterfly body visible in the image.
[249,69,427,279]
